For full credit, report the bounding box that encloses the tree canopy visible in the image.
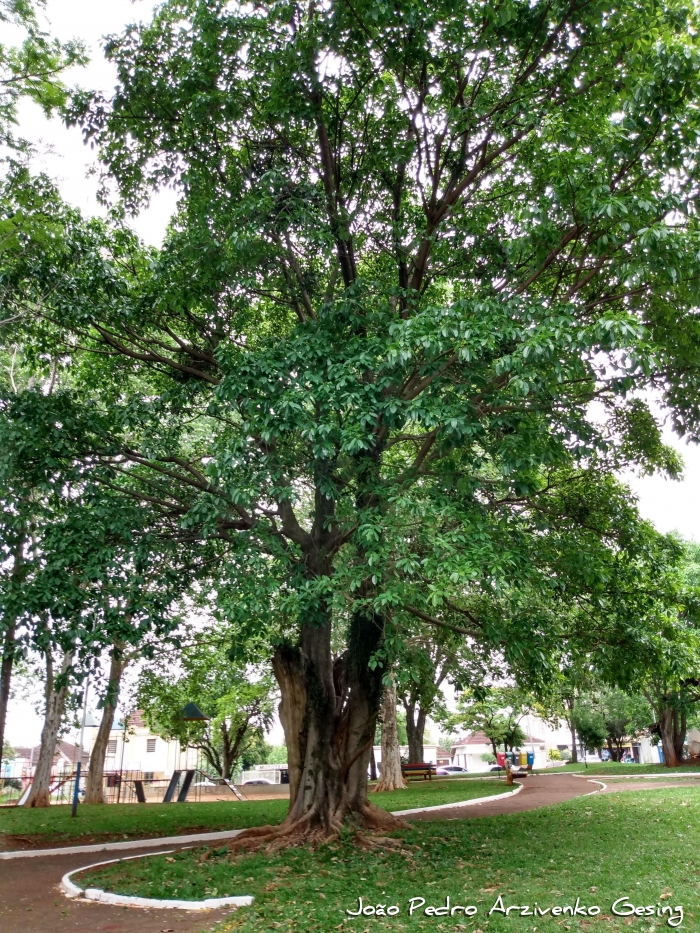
[4,0,700,835]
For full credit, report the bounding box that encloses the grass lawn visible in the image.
[535,761,700,776]
[0,779,508,847]
[79,785,700,933]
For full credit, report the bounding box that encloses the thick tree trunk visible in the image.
[674,709,687,764]
[241,610,400,848]
[375,680,407,792]
[404,700,427,763]
[659,705,684,767]
[84,652,127,804]
[24,648,74,808]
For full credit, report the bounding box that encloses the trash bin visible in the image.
[527,752,535,768]
[496,752,506,767]
[280,769,289,785]
[519,751,528,767]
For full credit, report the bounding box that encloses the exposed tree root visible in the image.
[224,800,408,854]
[373,776,408,792]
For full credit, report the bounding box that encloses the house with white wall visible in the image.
[3,741,88,779]
[86,711,199,779]
[450,730,549,771]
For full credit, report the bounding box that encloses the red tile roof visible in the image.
[126,710,146,729]
[451,731,545,748]
[10,742,88,764]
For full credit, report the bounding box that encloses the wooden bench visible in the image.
[401,762,436,781]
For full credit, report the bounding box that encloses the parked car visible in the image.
[436,765,468,776]
[243,778,273,785]
[192,779,217,787]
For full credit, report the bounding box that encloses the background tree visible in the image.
[1,739,14,769]
[573,689,652,761]
[374,678,407,792]
[137,635,276,781]
[570,701,608,759]
[638,541,700,766]
[396,626,475,763]
[450,687,531,757]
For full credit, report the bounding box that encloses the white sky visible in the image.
[5,1,700,746]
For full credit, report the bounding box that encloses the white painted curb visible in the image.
[391,782,523,817]
[61,850,254,911]
[583,780,607,796]
[601,773,700,781]
[0,828,244,860]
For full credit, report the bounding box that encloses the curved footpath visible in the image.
[0,774,601,933]
[407,772,600,821]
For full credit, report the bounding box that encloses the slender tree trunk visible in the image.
[369,744,377,781]
[375,680,407,792]
[566,701,578,763]
[220,722,232,780]
[84,651,128,804]
[404,700,427,763]
[0,621,16,767]
[24,648,74,808]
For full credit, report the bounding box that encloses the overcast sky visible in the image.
[5,1,700,746]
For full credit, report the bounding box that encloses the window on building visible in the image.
[146,738,157,753]
[107,739,117,756]
[144,772,154,783]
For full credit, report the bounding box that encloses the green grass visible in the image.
[536,761,700,775]
[0,779,507,847]
[81,786,700,933]
[370,777,509,811]
[0,799,289,846]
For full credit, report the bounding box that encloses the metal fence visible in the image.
[0,768,246,807]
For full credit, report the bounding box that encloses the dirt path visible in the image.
[406,772,600,821]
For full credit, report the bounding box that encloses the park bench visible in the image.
[401,762,436,781]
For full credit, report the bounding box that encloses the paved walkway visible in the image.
[406,772,600,821]
[0,842,235,932]
[0,774,600,932]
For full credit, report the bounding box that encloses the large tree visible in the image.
[4,0,700,839]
